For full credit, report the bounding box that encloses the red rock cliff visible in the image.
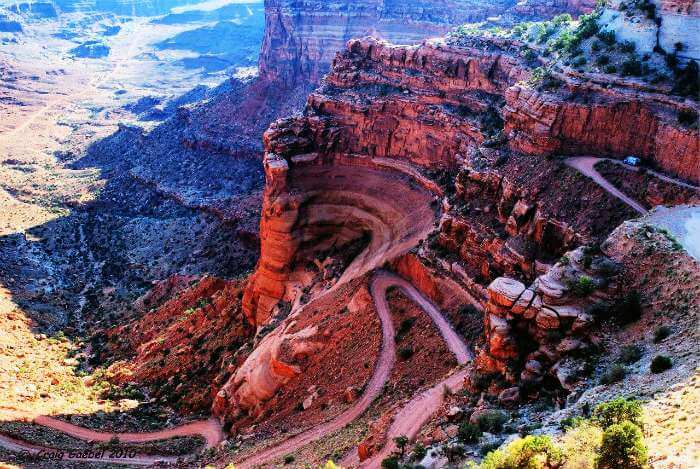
[244,36,698,326]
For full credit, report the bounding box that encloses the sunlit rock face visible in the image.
[601,0,700,62]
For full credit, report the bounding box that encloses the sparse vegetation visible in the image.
[398,346,414,360]
[571,275,596,297]
[650,355,672,373]
[619,344,643,365]
[480,435,563,469]
[458,422,482,443]
[476,410,508,433]
[652,325,672,343]
[600,363,627,384]
[593,397,644,429]
[598,421,648,469]
[615,291,643,325]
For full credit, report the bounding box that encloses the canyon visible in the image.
[0,0,698,468]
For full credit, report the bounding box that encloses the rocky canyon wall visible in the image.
[244,35,698,327]
[258,0,518,87]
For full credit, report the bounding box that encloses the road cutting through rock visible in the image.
[0,414,222,466]
[0,271,471,468]
[237,270,472,468]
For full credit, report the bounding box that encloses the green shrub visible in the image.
[380,456,399,469]
[523,48,537,61]
[411,442,427,461]
[597,29,616,45]
[476,410,508,433]
[561,421,603,469]
[593,397,643,429]
[398,346,414,360]
[458,422,482,443]
[571,275,596,297]
[619,40,636,53]
[621,58,643,76]
[650,355,672,373]
[560,415,586,430]
[283,454,295,465]
[441,443,467,463]
[619,344,643,365]
[653,325,672,343]
[677,108,698,127]
[573,56,587,68]
[480,435,563,469]
[597,421,648,469]
[591,40,602,52]
[615,291,642,325]
[396,317,416,338]
[553,13,573,26]
[596,54,610,66]
[600,364,626,384]
[604,64,618,74]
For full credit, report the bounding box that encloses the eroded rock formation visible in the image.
[472,246,615,396]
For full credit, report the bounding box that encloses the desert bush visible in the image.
[604,64,617,74]
[596,54,610,66]
[619,40,636,53]
[561,421,603,469]
[573,56,587,68]
[592,397,643,429]
[621,57,643,76]
[553,13,573,26]
[619,344,643,364]
[381,456,399,469]
[398,346,414,360]
[653,325,672,343]
[650,355,672,373]
[571,275,596,297]
[481,435,563,469]
[411,442,427,461]
[673,60,699,96]
[458,422,483,443]
[597,29,616,45]
[283,454,295,464]
[476,410,508,433]
[599,364,626,384]
[677,109,698,127]
[615,291,642,324]
[597,421,648,469]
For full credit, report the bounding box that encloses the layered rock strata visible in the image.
[245,35,698,325]
[259,0,518,87]
[474,246,614,396]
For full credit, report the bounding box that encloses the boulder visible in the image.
[535,308,560,329]
[488,277,526,308]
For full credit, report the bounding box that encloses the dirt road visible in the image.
[236,271,472,468]
[0,413,222,466]
[0,271,470,467]
[565,157,648,215]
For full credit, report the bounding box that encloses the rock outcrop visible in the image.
[472,246,615,393]
[504,84,700,184]
[244,35,698,324]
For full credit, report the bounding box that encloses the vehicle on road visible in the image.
[624,156,641,166]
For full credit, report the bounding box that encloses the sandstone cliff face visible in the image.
[245,36,698,324]
[259,0,518,87]
[505,84,700,184]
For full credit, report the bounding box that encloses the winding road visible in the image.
[237,271,472,468]
[0,413,222,466]
[565,157,649,215]
[1,271,471,467]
